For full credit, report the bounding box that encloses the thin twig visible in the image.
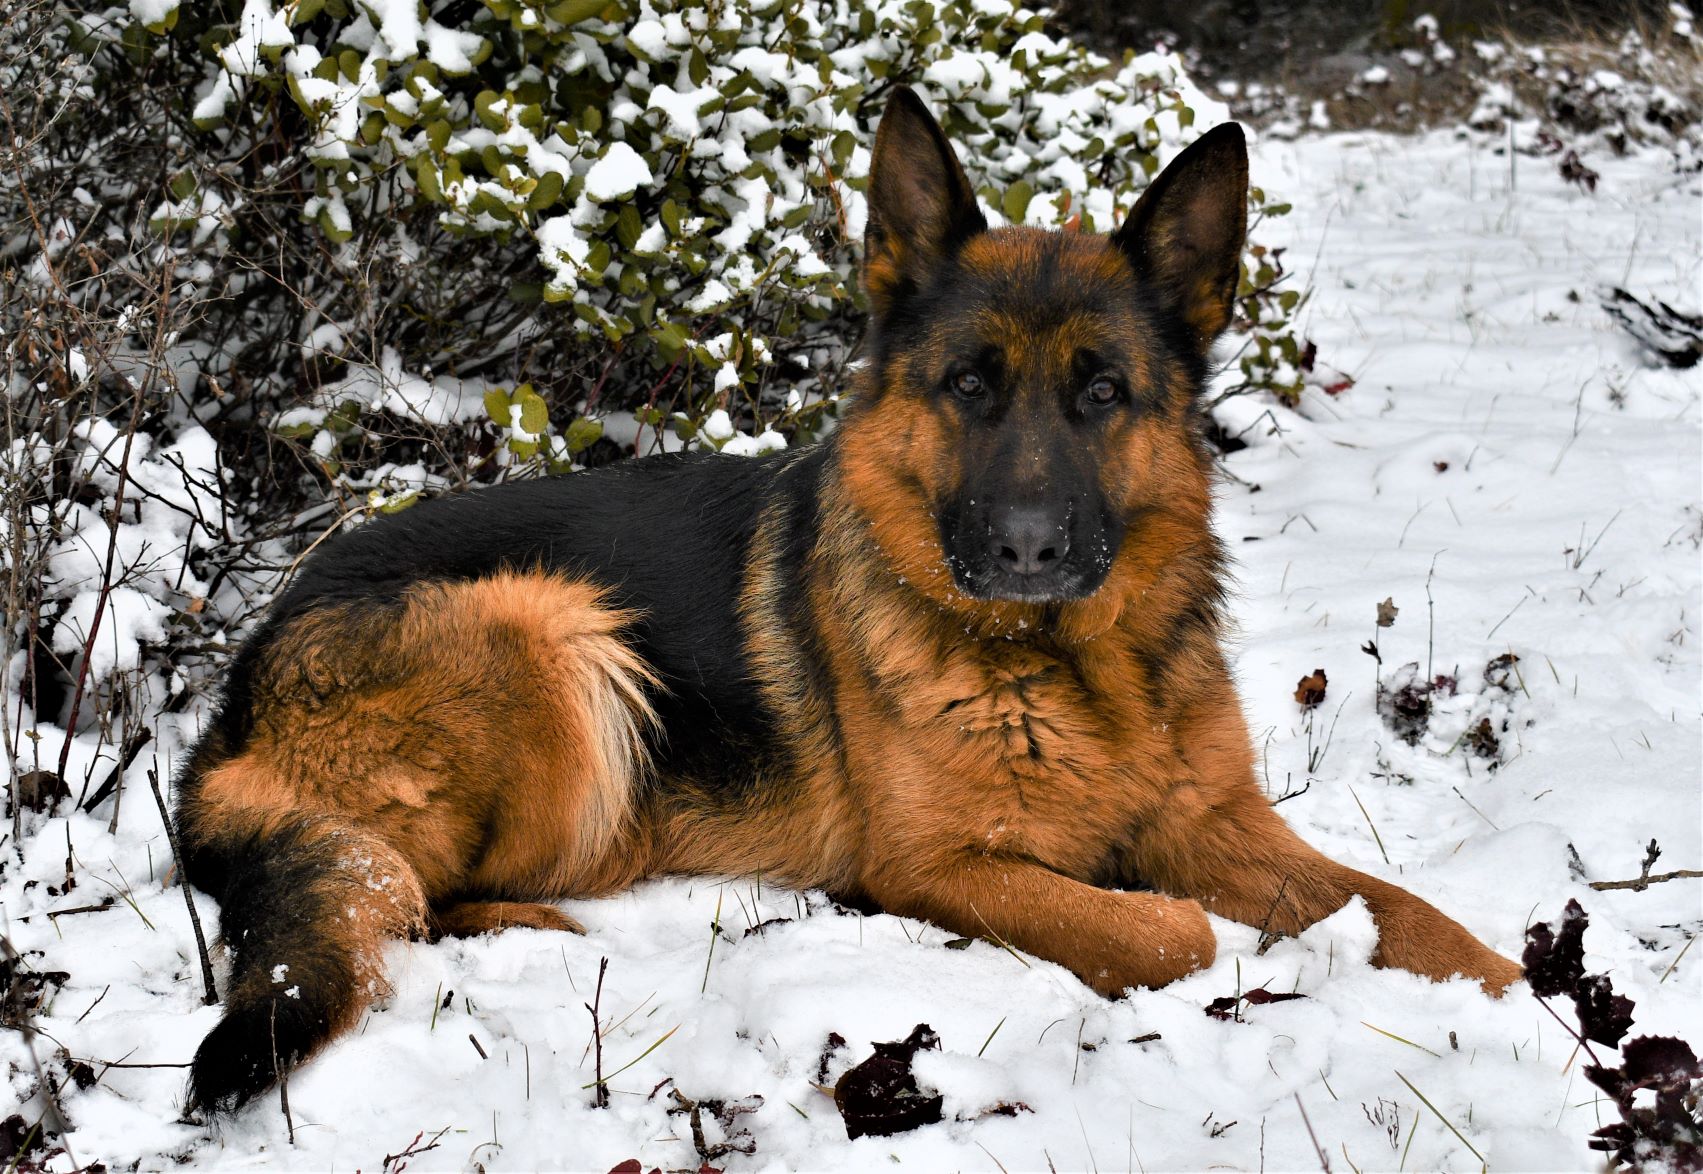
[1588,869,1702,891]
[1293,1092,1331,1172]
[146,768,217,1004]
[585,956,609,1108]
[271,1001,295,1145]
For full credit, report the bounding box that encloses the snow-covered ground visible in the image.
[4,129,1699,1172]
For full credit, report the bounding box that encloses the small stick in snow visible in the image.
[147,768,218,1004]
[1450,786,1499,830]
[1395,1070,1484,1165]
[74,985,111,1025]
[701,887,724,992]
[79,725,150,821]
[585,956,609,1108]
[382,1127,450,1174]
[46,899,115,919]
[1588,869,1703,892]
[271,1001,295,1145]
[1424,553,1439,687]
[1584,837,1703,891]
[1293,1091,1330,1172]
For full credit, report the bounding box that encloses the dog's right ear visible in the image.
[863,86,987,316]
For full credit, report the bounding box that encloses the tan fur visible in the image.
[430,901,586,938]
[188,570,657,916]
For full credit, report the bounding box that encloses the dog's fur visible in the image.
[175,88,1522,1115]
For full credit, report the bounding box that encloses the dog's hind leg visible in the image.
[429,900,585,938]
[176,569,658,1114]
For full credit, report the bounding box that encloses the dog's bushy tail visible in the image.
[183,814,425,1115]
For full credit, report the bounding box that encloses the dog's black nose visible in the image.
[990,506,1070,576]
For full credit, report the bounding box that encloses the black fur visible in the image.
[210,447,834,792]
[184,819,366,1115]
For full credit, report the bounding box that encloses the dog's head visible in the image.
[837,87,1246,631]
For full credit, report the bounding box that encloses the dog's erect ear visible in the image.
[1113,123,1249,357]
[863,86,987,316]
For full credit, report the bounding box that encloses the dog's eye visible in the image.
[1086,376,1119,406]
[951,370,986,400]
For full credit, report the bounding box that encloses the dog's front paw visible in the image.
[1472,950,1525,998]
[1084,893,1217,996]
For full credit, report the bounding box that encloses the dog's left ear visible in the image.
[863,86,987,317]
[1113,123,1249,358]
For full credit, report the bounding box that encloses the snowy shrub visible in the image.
[106,0,1302,464]
[1464,11,1703,162]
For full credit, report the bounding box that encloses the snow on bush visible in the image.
[115,0,1303,465]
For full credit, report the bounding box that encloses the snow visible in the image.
[423,22,483,75]
[647,83,716,139]
[371,0,422,60]
[2,130,1698,1172]
[314,346,483,428]
[684,277,732,313]
[51,585,171,680]
[700,407,736,441]
[126,0,178,27]
[625,19,668,61]
[217,0,292,77]
[583,141,653,202]
[921,51,988,97]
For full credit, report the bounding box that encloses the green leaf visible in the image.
[474,89,505,131]
[547,0,613,25]
[1001,179,1033,224]
[616,203,643,249]
[142,3,179,33]
[515,384,549,435]
[415,160,443,202]
[651,319,689,360]
[564,415,604,454]
[527,170,565,211]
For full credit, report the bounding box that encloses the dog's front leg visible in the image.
[1132,685,1523,994]
[859,840,1218,997]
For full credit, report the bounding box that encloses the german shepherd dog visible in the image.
[175,88,1522,1115]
